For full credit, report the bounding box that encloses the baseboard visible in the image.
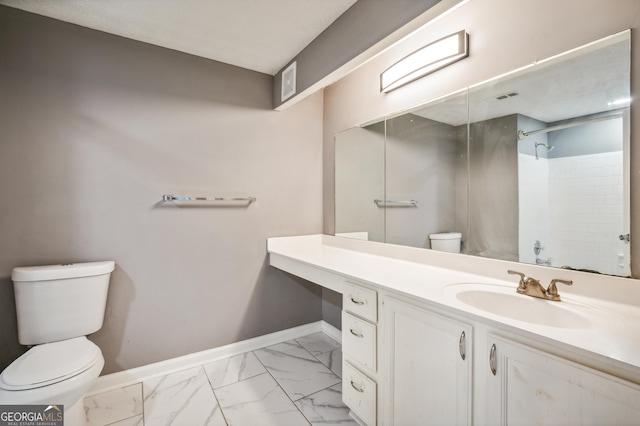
[88,320,340,396]
[321,320,342,343]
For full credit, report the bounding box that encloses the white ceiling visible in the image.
[0,0,357,75]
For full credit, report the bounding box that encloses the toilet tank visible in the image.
[429,232,462,253]
[11,261,115,345]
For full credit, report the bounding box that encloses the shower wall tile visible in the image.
[548,151,625,275]
[519,149,625,275]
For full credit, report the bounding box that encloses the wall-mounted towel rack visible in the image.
[162,195,256,203]
[374,199,417,207]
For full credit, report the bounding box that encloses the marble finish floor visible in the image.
[84,332,356,426]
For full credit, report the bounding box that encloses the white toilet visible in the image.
[429,232,462,253]
[0,261,114,426]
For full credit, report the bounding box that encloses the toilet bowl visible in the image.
[0,337,105,425]
[0,261,114,426]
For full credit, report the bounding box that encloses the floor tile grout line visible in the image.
[279,336,343,418]
[200,365,230,426]
[140,378,145,426]
[89,332,341,426]
[103,412,142,426]
[251,348,312,425]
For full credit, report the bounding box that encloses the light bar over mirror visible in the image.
[380,30,469,93]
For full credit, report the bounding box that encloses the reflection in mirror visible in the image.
[334,30,631,277]
[335,90,469,249]
[468,30,630,275]
[335,121,385,242]
[384,90,469,249]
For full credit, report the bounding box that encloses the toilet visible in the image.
[0,261,114,426]
[429,232,462,253]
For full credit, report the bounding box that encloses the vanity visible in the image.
[269,28,639,426]
[268,234,640,425]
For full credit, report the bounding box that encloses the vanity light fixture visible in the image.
[381,30,468,93]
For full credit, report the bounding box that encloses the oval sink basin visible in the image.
[446,284,592,329]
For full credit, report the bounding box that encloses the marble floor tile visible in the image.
[204,352,266,389]
[107,414,144,426]
[295,333,341,356]
[85,383,143,426]
[314,348,342,379]
[254,340,341,401]
[295,384,358,426]
[215,372,310,426]
[143,366,226,426]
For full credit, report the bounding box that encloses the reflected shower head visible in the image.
[534,142,554,160]
[535,142,553,150]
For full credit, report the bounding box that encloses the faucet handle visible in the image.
[546,278,573,301]
[507,270,527,291]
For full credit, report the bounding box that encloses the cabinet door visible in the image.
[382,296,472,426]
[487,334,640,426]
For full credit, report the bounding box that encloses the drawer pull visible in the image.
[350,380,365,393]
[489,343,497,376]
[350,297,365,305]
[349,328,364,338]
[459,331,466,361]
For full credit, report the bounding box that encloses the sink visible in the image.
[446,283,592,329]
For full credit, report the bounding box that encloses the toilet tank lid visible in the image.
[12,261,115,282]
[429,232,462,240]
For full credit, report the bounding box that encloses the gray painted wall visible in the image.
[548,114,623,158]
[335,114,463,249]
[273,0,443,108]
[334,123,385,241]
[0,6,324,374]
[385,114,459,248]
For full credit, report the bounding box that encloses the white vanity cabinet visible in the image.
[267,235,640,426]
[380,295,472,426]
[485,334,640,426]
[342,280,379,426]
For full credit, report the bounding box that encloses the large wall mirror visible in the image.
[335,30,631,277]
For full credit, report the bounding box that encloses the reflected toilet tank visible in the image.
[429,232,462,253]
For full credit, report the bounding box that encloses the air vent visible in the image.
[495,91,519,101]
[281,61,297,102]
[484,91,519,103]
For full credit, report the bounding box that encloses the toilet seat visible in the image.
[0,337,100,391]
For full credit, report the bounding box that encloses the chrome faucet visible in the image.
[507,270,573,301]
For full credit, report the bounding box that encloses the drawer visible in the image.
[343,281,377,322]
[342,311,376,372]
[343,361,377,426]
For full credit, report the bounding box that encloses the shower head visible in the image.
[535,142,553,151]
[534,142,554,160]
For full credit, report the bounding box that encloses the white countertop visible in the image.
[267,234,640,380]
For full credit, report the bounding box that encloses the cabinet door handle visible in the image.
[350,380,365,393]
[350,328,364,338]
[459,331,466,361]
[350,297,365,305]
[489,343,497,376]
